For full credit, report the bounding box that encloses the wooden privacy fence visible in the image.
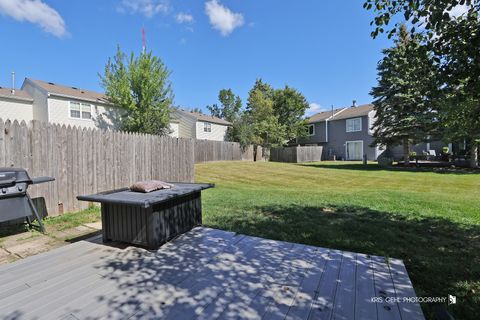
[270,146,323,163]
[0,119,195,216]
[194,140,263,163]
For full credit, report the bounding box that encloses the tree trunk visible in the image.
[403,138,410,166]
[470,143,478,168]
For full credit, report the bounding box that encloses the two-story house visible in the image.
[0,78,232,141]
[299,103,381,160]
[21,78,121,130]
[170,109,232,141]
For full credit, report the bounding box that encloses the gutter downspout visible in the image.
[325,119,328,143]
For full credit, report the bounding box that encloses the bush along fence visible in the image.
[270,146,323,163]
[0,119,195,216]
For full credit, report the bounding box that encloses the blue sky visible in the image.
[0,0,393,115]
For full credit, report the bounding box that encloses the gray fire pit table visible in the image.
[77,182,213,249]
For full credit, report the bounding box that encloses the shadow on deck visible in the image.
[206,204,480,320]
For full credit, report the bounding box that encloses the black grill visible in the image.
[0,168,55,233]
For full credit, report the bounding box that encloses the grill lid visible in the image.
[0,168,31,186]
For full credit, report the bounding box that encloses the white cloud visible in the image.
[205,0,244,36]
[306,103,328,116]
[176,12,194,24]
[119,0,170,18]
[0,0,67,37]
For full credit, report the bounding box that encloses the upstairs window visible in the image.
[307,124,315,136]
[70,102,92,120]
[70,102,81,118]
[346,118,362,132]
[81,104,92,119]
[203,122,212,132]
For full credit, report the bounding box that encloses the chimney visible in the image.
[352,100,357,107]
[11,71,15,94]
[331,105,334,118]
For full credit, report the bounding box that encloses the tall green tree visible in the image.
[245,79,286,148]
[100,46,174,135]
[371,26,438,165]
[207,89,242,122]
[206,88,243,142]
[364,0,479,166]
[273,86,309,142]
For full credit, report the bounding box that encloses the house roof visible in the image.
[27,79,111,104]
[0,87,33,102]
[307,104,373,123]
[177,109,232,126]
[307,108,345,123]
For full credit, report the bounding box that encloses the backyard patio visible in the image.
[0,227,423,320]
[1,161,478,319]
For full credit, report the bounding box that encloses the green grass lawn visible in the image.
[196,161,480,319]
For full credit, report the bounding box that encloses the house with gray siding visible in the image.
[299,102,450,161]
[298,103,382,160]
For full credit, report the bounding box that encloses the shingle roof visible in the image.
[0,87,33,102]
[178,110,232,126]
[307,104,373,123]
[332,104,374,120]
[28,79,111,104]
[307,108,345,123]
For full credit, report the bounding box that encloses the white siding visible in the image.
[22,81,48,122]
[196,121,228,141]
[173,110,196,138]
[169,122,179,138]
[0,98,33,122]
[47,97,122,129]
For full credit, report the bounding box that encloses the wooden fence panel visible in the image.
[0,119,195,216]
[0,118,270,215]
[270,146,323,163]
[193,140,255,163]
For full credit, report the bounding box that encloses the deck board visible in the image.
[308,250,343,320]
[331,251,356,320]
[284,248,330,320]
[0,227,424,320]
[355,253,378,320]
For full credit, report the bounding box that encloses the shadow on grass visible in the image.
[298,163,480,174]
[206,204,480,320]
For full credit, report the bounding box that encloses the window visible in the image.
[81,104,92,119]
[70,101,92,120]
[346,118,362,132]
[203,122,212,132]
[70,102,81,118]
[307,124,315,136]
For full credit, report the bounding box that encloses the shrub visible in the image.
[378,156,393,167]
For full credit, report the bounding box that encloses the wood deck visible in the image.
[0,227,424,320]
